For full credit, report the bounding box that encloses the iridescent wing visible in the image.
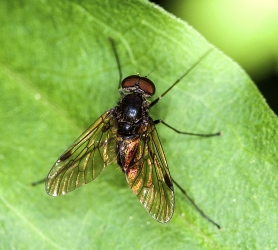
[46,110,117,196]
[125,118,174,223]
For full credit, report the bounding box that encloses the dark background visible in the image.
[150,0,278,114]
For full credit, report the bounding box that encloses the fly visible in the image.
[37,38,221,228]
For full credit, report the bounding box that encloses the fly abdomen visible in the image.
[116,137,140,172]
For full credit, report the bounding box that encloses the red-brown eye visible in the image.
[121,75,156,96]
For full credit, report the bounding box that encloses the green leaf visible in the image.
[1,0,277,249]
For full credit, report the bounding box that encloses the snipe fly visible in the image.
[40,38,221,228]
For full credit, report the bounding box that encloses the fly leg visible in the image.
[153,119,221,137]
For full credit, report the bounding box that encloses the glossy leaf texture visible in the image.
[1,0,278,249]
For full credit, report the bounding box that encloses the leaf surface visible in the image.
[0,0,277,249]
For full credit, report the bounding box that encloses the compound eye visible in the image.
[121,75,156,96]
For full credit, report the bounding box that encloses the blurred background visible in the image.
[150,0,278,114]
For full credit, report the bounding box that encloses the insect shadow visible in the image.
[33,38,221,229]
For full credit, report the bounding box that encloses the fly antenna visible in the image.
[144,68,156,78]
[150,48,214,108]
[109,38,122,90]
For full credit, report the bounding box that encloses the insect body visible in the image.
[115,76,174,222]
[46,39,220,228]
[47,75,174,222]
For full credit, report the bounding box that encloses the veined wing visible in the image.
[46,110,117,196]
[125,118,174,223]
